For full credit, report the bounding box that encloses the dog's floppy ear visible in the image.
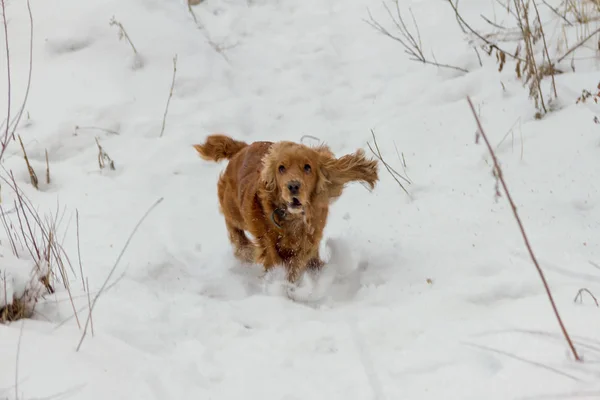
[314,144,334,194]
[260,143,281,193]
[320,148,379,195]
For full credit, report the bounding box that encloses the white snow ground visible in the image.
[1,0,600,398]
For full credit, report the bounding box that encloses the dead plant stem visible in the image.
[466,96,580,362]
[558,26,600,63]
[531,0,557,98]
[159,55,177,138]
[76,197,164,351]
[1,0,12,156]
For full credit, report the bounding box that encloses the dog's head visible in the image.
[260,141,331,214]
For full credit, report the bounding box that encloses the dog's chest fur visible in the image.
[275,216,315,259]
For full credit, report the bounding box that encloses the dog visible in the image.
[193,134,379,283]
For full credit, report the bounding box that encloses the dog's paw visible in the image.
[262,265,292,297]
[286,273,318,302]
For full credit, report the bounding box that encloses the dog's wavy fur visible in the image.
[194,134,379,282]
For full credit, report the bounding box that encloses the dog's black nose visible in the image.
[287,181,301,195]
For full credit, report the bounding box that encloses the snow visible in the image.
[1,0,600,398]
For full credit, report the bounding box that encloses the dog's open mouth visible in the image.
[287,197,303,212]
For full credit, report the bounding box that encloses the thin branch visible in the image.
[513,0,547,114]
[541,0,572,26]
[8,0,33,141]
[574,288,599,307]
[365,3,468,73]
[447,0,526,62]
[0,0,12,158]
[532,0,558,98]
[86,278,94,337]
[557,26,600,63]
[480,14,507,30]
[45,149,50,184]
[76,197,164,351]
[466,96,580,362]
[159,55,177,138]
[76,210,84,291]
[15,320,24,400]
[109,16,138,55]
[368,129,411,197]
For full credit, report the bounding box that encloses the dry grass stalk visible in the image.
[186,11,237,64]
[558,26,600,62]
[76,210,85,291]
[574,288,599,306]
[531,0,558,98]
[565,0,600,24]
[45,149,50,185]
[1,0,10,133]
[109,16,138,56]
[0,0,12,161]
[0,172,80,326]
[76,197,164,351]
[17,135,38,189]
[514,0,548,118]
[367,0,468,72]
[444,0,600,117]
[7,0,33,143]
[95,137,116,170]
[466,96,581,362]
[86,277,94,337]
[368,129,411,197]
[159,55,178,138]
[447,0,526,64]
[187,0,200,24]
[1,295,28,322]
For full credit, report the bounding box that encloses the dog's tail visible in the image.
[193,134,248,162]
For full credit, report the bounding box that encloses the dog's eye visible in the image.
[278,165,286,174]
[304,164,311,173]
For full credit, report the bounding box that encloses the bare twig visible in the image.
[531,0,558,98]
[447,0,525,62]
[368,130,411,196]
[466,96,580,362]
[45,149,50,185]
[574,288,599,307]
[366,2,468,73]
[18,135,38,189]
[557,27,600,63]
[393,141,412,183]
[76,210,84,291]
[8,0,33,141]
[15,320,24,400]
[187,0,199,24]
[95,138,115,170]
[76,197,164,351]
[514,0,547,115]
[86,278,94,337]
[541,0,572,26]
[0,0,12,157]
[109,16,138,55]
[481,14,507,30]
[0,204,18,256]
[159,55,178,138]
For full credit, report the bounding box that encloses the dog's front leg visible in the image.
[306,256,325,271]
[255,236,284,271]
[285,254,314,283]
